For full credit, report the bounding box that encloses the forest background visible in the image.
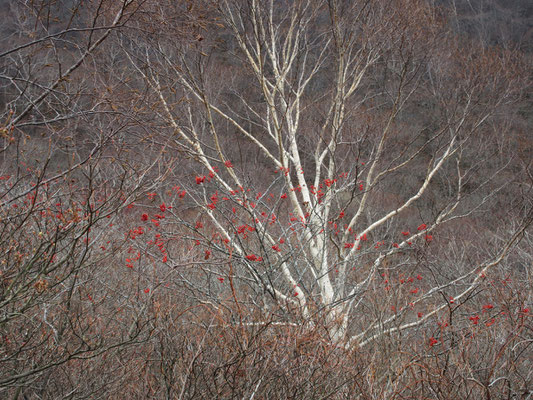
[0,0,532,398]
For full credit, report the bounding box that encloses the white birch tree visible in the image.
[123,0,530,345]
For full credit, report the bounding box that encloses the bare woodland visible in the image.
[0,0,532,398]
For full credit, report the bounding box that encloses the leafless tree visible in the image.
[123,0,530,344]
